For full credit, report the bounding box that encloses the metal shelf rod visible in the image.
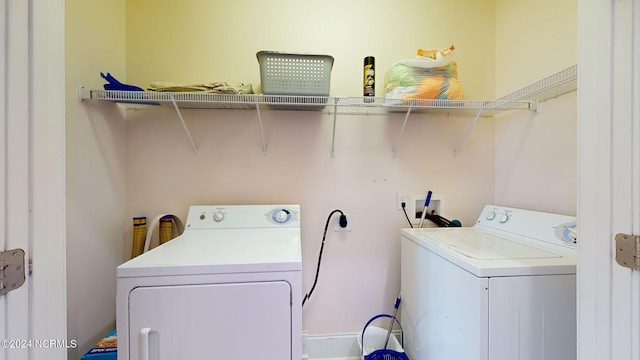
[170,95,198,155]
[453,108,484,157]
[393,106,413,157]
[330,98,339,158]
[255,103,268,155]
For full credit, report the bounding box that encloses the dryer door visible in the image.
[128,281,292,360]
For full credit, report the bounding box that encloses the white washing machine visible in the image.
[400,205,577,360]
[116,205,302,360]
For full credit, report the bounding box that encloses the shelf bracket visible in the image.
[78,85,88,102]
[392,106,413,157]
[330,98,339,157]
[169,95,199,155]
[453,108,484,157]
[256,103,268,155]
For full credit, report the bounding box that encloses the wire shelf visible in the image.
[79,64,577,157]
[82,90,538,115]
[496,64,577,103]
[81,64,576,114]
[85,90,258,110]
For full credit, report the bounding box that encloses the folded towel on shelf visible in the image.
[148,81,254,94]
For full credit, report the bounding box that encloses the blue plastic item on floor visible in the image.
[80,329,117,360]
[359,314,410,360]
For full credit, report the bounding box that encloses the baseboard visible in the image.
[301,330,401,359]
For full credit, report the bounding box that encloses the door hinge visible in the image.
[0,249,26,295]
[615,233,640,271]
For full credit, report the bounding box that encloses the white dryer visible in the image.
[400,205,577,360]
[116,205,302,360]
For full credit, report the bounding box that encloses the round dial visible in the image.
[486,211,496,220]
[499,213,510,223]
[555,221,578,245]
[213,211,225,222]
[272,209,291,224]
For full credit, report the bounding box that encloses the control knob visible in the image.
[213,211,225,222]
[273,209,291,224]
[499,213,510,223]
[486,211,497,220]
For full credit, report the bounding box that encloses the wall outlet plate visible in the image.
[334,214,352,232]
[397,192,409,210]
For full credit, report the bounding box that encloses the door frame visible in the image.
[2,0,66,359]
[30,0,67,358]
[577,0,640,359]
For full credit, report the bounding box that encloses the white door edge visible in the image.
[1,0,67,359]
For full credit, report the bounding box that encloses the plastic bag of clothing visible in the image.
[384,45,465,104]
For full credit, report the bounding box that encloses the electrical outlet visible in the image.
[334,214,352,232]
[397,193,409,210]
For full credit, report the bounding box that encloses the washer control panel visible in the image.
[185,205,300,229]
[476,205,576,249]
[483,209,512,223]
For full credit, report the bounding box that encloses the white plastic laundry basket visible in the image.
[358,314,409,360]
[256,51,333,96]
[358,326,404,356]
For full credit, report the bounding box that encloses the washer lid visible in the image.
[434,231,561,260]
[401,227,576,277]
[117,228,301,278]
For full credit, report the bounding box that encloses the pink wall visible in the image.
[124,108,495,332]
[495,93,577,216]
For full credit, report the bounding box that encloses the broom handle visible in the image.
[418,191,432,228]
[383,297,401,349]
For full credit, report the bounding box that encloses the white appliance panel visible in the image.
[488,275,577,360]
[128,281,292,360]
[117,204,302,360]
[401,237,489,360]
[401,227,576,277]
[432,231,561,259]
[118,228,302,277]
[400,205,577,360]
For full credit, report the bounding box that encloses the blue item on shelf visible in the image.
[99,72,160,105]
[101,72,144,91]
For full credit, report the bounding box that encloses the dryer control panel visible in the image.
[185,205,301,229]
[269,208,294,224]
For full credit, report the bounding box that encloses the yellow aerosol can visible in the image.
[363,56,375,102]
